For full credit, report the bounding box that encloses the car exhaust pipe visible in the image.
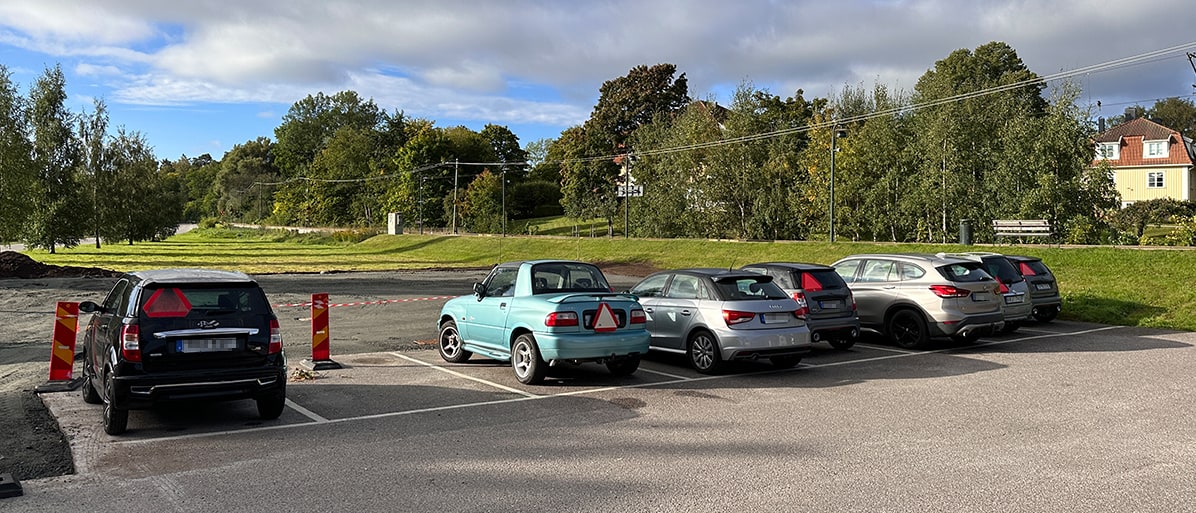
[812,332,821,342]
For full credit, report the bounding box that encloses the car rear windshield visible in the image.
[934,262,991,283]
[1016,259,1051,276]
[982,257,1023,283]
[531,263,612,294]
[139,283,270,318]
[711,276,789,300]
[803,269,847,291]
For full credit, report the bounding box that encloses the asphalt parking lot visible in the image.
[19,315,1196,512]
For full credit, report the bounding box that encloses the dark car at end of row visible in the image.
[79,269,287,435]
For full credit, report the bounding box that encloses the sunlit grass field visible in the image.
[24,226,1196,332]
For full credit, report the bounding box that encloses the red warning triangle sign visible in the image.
[593,303,618,332]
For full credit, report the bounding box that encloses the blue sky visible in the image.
[2,0,1195,162]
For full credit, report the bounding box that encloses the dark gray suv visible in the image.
[79,269,287,435]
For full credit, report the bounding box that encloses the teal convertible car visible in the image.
[437,260,651,384]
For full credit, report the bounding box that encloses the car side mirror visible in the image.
[472,282,486,300]
[79,301,102,313]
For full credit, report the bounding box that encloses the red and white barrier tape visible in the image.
[274,295,456,309]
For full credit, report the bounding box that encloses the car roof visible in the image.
[1003,255,1040,262]
[742,262,835,271]
[129,269,256,285]
[670,268,768,279]
[835,253,975,266]
[495,260,592,267]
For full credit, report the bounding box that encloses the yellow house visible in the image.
[1092,117,1196,207]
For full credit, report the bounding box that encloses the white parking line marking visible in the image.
[112,325,1126,445]
[635,367,694,380]
[389,352,540,398]
[285,398,328,423]
[855,343,919,354]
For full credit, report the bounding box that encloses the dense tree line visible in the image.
[9,41,1196,246]
[0,65,180,251]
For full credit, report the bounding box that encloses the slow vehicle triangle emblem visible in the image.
[593,303,618,332]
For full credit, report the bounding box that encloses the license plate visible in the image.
[1004,294,1025,304]
[177,338,238,353]
[1035,283,1051,291]
[971,292,991,302]
[762,313,790,324]
[819,300,840,309]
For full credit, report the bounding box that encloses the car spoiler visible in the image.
[546,292,638,304]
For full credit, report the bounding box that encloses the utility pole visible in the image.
[829,125,844,242]
[418,173,424,235]
[501,165,507,237]
[452,159,459,234]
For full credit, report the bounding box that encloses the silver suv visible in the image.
[831,254,1004,349]
[938,252,1032,333]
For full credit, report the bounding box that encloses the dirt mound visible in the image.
[0,251,120,279]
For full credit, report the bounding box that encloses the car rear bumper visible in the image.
[807,318,862,342]
[718,328,813,360]
[931,312,1005,338]
[1001,301,1034,322]
[112,366,286,409]
[535,330,651,362]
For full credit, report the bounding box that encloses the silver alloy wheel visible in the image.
[689,332,717,371]
[438,321,471,363]
[512,339,533,379]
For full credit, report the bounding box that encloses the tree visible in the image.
[217,137,278,222]
[1148,97,1196,136]
[102,128,174,244]
[273,91,387,176]
[0,65,33,244]
[78,99,109,248]
[462,169,503,233]
[25,65,83,253]
[560,64,690,233]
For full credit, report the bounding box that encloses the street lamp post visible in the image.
[829,126,845,242]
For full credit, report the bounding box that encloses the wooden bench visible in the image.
[992,219,1052,239]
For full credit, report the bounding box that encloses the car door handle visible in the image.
[644,307,653,314]
[883,286,896,290]
[500,302,507,309]
[680,309,692,316]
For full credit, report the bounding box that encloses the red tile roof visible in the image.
[1092,117,1193,167]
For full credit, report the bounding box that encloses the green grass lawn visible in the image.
[24,227,1196,332]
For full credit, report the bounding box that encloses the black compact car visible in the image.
[1006,255,1062,322]
[741,262,861,349]
[79,269,287,435]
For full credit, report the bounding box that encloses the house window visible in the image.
[1147,172,1164,188]
[1096,142,1119,160]
[1144,140,1168,158]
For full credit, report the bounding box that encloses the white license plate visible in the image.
[971,292,991,302]
[762,313,789,324]
[177,338,238,353]
[1004,294,1025,304]
[1035,283,1052,291]
[819,300,840,309]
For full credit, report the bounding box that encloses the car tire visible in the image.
[769,355,802,369]
[828,338,856,350]
[81,357,102,405]
[605,355,640,376]
[688,330,724,374]
[887,309,929,349]
[102,371,128,436]
[438,320,472,363]
[1033,308,1058,322]
[257,388,286,420]
[512,333,546,385]
[1000,321,1020,334]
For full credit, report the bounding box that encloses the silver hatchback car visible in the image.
[831,254,1004,349]
[629,269,812,374]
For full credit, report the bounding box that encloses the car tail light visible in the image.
[722,309,756,326]
[629,308,646,324]
[121,323,141,362]
[850,293,857,311]
[791,291,809,318]
[545,311,579,327]
[269,318,283,354]
[928,285,971,298]
[1018,262,1037,276]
